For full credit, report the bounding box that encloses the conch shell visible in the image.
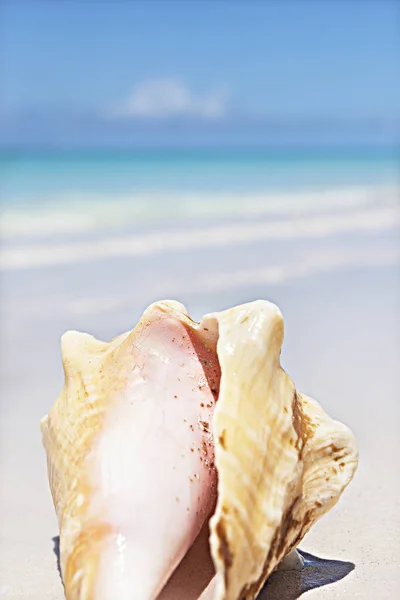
[41,300,358,600]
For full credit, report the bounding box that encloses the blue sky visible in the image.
[1,0,399,147]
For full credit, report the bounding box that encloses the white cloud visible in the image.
[112,78,228,119]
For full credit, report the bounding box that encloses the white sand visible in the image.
[0,208,399,598]
[1,206,398,270]
[1,185,397,240]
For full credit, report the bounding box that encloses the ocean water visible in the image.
[0,148,398,238]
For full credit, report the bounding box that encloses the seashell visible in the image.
[41,300,358,600]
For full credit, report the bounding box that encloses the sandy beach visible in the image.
[2,0,399,594]
[0,193,399,599]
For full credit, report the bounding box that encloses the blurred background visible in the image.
[1,1,399,238]
[0,2,399,599]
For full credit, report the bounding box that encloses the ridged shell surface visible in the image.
[41,299,358,600]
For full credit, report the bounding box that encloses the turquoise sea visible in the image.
[0,147,398,238]
[1,147,398,202]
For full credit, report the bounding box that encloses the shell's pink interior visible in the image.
[93,307,220,599]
